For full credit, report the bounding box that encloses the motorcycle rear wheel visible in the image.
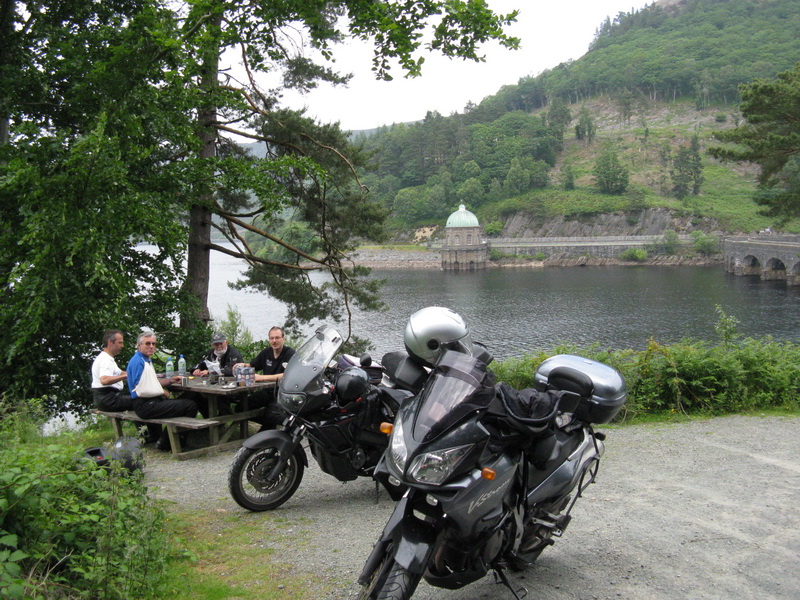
[358,545,421,600]
[228,443,305,511]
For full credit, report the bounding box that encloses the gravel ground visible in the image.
[144,415,800,599]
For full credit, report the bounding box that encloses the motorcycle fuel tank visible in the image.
[534,354,627,424]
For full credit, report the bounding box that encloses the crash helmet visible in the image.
[403,306,473,367]
[110,435,144,473]
[335,366,370,403]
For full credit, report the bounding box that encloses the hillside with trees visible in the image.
[355,0,800,237]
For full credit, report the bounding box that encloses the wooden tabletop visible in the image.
[170,376,275,396]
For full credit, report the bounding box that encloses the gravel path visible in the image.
[144,415,800,599]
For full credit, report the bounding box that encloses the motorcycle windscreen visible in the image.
[281,325,343,393]
[289,325,342,369]
[412,350,495,443]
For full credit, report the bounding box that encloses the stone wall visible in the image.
[502,208,724,238]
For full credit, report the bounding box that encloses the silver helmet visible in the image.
[403,306,473,367]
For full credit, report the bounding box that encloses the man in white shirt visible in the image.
[91,329,133,411]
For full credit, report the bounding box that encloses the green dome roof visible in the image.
[446,204,480,228]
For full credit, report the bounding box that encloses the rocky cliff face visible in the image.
[502,208,724,238]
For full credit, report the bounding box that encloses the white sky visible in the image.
[273,1,651,131]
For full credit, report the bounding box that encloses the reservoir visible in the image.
[207,250,800,361]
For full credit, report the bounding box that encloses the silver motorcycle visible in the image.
[357,351,626,600]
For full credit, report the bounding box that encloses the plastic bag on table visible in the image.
[206,359,222,375]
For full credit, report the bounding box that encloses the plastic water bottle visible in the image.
[165,357,174,378]
[178,354,186,376]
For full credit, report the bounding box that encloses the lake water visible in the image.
[207,249,800,361]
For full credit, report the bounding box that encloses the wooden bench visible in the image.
[91,409,222,460]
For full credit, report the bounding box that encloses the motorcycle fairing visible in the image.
[525,427,604,506]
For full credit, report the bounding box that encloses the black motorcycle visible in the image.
[357,351,626,600]
[228,325,413,511]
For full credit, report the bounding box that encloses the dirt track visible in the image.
[145,415,800,599]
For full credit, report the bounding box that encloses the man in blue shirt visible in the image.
[127,331,198,451]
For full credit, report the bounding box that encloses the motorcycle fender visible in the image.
[365,495,437,578]
[242,429,308,468]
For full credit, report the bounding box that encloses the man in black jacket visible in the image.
[238,326,296,430]
[191,333,244,377]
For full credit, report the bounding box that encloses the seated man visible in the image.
[127,331,198,452]
[191,332,244,377]
[237,326,296,430]
[91,329,133,412]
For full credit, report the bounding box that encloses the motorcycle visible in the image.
[228,325,414,511]
[357,350,627,600]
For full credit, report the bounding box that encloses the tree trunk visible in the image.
[0,0,15,146]
[181,10,222,328]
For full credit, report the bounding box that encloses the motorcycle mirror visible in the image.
[360,353,373,368]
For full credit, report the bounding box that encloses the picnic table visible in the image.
[94,377,275,460]
[169,376,275,458]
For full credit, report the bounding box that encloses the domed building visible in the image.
[441,204,489,270]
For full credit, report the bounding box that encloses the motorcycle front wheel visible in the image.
[227,443,305,511]
[358,544,421,600]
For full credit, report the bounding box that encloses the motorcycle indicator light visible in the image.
[481,467,497,481]
[380,422,394,435]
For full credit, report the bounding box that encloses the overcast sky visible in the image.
[270,1,651,131]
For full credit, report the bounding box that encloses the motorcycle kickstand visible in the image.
[493,567,528,600]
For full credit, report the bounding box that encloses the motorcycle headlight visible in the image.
[407,444,473,486]
[278,391,307,414]
[388,418,408,473]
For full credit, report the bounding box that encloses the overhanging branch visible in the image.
[208,242,318,271]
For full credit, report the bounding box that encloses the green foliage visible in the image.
[709,62,800,220]
[484,221,504,236]
[671,134,704,200]
[574,106,596,143]
[714,305,741,349]
[0,121,191,412]
[593,148,629,195]
[690,231,720,256]
[0,421,170,599]
[618,248,648,261]
[657,230,681,255]
[214,305,255,349]
[548,0,800,108]
[561,164,576,190]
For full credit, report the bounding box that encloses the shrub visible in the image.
[619,248,648,261]
[690,231,720,255]
[0,417,170,600]
[484,220,504,236]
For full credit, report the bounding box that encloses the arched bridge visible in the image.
[724,235,800,286]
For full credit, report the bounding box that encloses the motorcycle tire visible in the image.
[227,443,305,511]
[358,546,421,600]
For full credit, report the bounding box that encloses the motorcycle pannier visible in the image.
[534,354,627,424]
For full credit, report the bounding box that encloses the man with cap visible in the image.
[191,333,244,377]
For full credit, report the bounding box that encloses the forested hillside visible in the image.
[355,0,800,236]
